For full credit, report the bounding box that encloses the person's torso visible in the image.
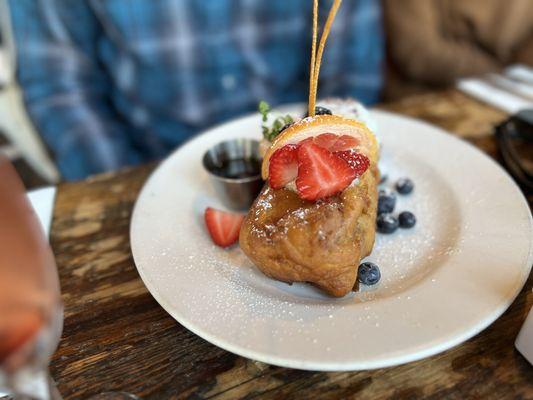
[87,0,383,151]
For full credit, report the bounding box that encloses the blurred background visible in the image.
[1,0,532,188]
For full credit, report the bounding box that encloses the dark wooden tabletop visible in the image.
[46,89,532,399]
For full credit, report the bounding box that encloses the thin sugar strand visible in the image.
[308,0,343,118]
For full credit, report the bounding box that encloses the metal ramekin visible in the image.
[202,139,263,210]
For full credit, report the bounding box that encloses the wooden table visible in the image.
[47,89,532,399]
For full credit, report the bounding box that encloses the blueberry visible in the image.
[378,189,396,214]
[358,262,381,285]
[304,106,333,117]
[399,211,416,228]
[396,178,414,195]
[377,213,399,234]
[315,106,332,115]
[379,174,388,184]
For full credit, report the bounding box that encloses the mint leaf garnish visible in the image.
[258,101,294,142]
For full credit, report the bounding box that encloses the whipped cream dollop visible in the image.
[318,98,378,134]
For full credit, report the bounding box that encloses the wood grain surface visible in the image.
[39,89,533,399]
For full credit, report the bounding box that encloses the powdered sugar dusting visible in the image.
[357,145,463,300]
[139,142,462,340]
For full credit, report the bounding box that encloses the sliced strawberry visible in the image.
[335,150,370,177]
[301,133,360,153]
[269,144,299,189]
[204,207,245,247]
[298,137,314,147]
[313,133,338,150]
[329,135,360,152]
[296,142,356,201]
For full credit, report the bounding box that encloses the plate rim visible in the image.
[130,108,533,371]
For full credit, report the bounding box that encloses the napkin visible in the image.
[0,187,56,398]
[516,292,533,365]
[457,64,533,114]
[27,186,56,239]
[506,64,533,86]
[457,79,533,114]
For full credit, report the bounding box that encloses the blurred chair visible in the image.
[0,0,59,183]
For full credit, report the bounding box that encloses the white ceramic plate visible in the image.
[130,109,533,371]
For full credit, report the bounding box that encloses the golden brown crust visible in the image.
[242,115,379,297]
[239,165,378,297]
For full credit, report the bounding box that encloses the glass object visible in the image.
[0,156,63,399]
[0,157,142,399]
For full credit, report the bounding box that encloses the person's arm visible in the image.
[383,0,501,85]
[8,0,141,180]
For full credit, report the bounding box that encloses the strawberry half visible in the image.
[335,150,370,178]
[296,142,356,201]
[268,144,299,189]
[204,207,245,247]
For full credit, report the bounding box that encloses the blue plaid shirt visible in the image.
[9,0,384,180]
